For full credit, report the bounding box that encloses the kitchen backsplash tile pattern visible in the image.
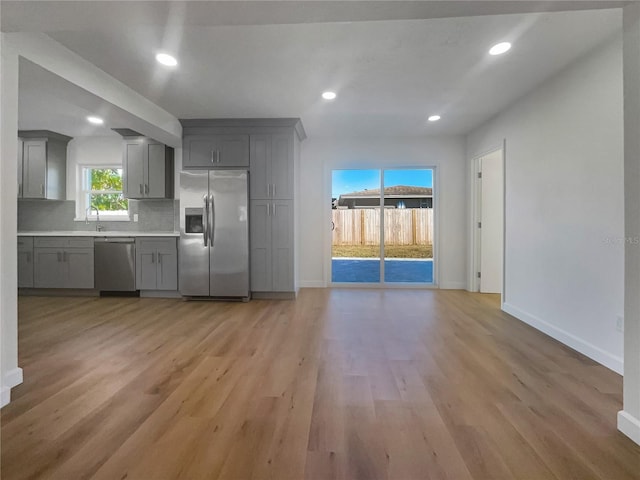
[18,199,178,232]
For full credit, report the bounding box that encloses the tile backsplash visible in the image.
[18,199,178,232]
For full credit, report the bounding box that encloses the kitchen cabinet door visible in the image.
[22,140,47,199]
[249,134,293,200]
[270,134,293,199]
[124,140,145,198]
[137,250,157,290]
[136,238,177,290]
[249,135,271,199]
[146,142,168,198]
[250,200,272,292]
[184,136,219,168]
[157,244,178,291]
[270,200,294,292]
[66,248,94,289]
[34,248,64,288]
[17,237,34,288]
[217,135,249,167]
[184,135,249,168]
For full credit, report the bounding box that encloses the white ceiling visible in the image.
[7,1,623,138]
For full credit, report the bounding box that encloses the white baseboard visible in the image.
[1,387,10,408]
[299,281,326,288]
[618,410,640,445]
[502,303,623,374]
[1,367,24,408]
[4,367,23,388]
[439,281,467,290]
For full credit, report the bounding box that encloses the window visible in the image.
[78,166,129,220]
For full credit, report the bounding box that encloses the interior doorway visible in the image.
[474,148,504,295]
[331,168,435,285]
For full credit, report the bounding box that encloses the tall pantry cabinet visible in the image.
[180,119,305,298]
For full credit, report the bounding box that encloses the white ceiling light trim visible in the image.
[156,52,178,67]
[322,91,337,100]
[428,115,441,122]
[86,116,104,125]
[489,42,512,56]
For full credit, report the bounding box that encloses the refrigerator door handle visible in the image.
[203,194,209,247]
[209,194,215,246]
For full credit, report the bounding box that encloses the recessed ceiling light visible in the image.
[156,53,178,67]
[428,115,441,122]
[322,91,337,100]
[489,42,512,56]
[87,116,104,125]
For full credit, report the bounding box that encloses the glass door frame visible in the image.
[329,166,438,288]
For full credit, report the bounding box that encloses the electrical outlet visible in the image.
[616,315,624,333]
[133,214,139,222]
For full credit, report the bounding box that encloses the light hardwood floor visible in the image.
[2,289,639,479]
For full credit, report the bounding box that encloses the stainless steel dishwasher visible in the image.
[94,237,136,292]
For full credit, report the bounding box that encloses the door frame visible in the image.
[327,166,439,288]
[469,143,506,303]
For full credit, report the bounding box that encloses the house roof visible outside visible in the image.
[340,186,433,199]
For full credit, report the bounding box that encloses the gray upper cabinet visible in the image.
[183,134,249,168]
[250,134,293,200]
[136,237,178,291]
[122,137,174,199]
[18,237,34,288]
[18,131,71,200]
[33,237,94,289]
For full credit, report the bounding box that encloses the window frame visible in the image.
[75,165,130,222]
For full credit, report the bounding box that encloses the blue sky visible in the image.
[332,169,433,198]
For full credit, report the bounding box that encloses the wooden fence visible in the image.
[332,208,433,246]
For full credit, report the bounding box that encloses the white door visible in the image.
[480,150,504,294]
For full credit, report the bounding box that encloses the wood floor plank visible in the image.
[2,289,639,480]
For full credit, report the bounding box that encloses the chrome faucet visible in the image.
[85,206,105,232]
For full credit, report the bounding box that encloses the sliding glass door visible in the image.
[331,168,434,285]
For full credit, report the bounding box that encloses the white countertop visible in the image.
[18,231,180,237]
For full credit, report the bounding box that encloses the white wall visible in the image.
[0,34,23,407]
[620,3,640,446]
[466,36,624,373]
[299,136,467,288]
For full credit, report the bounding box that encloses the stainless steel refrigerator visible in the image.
[179,170,249,300]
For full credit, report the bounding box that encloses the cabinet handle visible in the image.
[216,150,221,163]
[268,184,272,197]
[144,184,149,194]
[211,150,215,163]
[139,184,143,195]
[158,253,162,265]
[273,203,277,216]
[151,252,156,264]
[40,184,45,196]
[267,203,270,216]
[273,184,276,197]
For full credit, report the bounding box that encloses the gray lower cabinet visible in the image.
[18,237,34,288]
[136,238,178,290]
[183,134,249,168]
[33,237,94,289]
[250,199,294,292]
